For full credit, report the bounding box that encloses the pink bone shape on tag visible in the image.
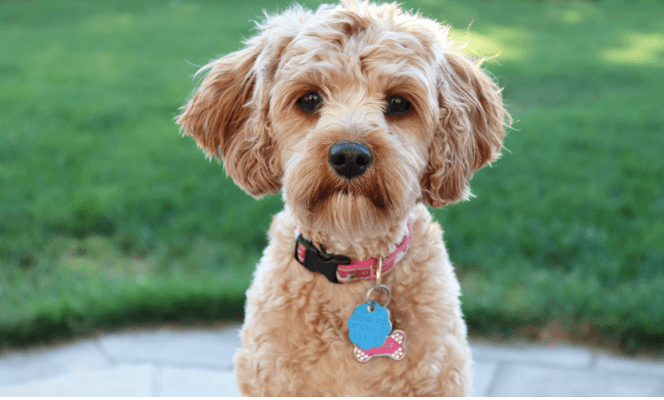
[353,330,406,362]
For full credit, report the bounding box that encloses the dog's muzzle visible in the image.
[328,141,372,180]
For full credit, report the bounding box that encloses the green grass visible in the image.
[1,0,662,351]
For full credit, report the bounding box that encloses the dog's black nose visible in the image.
[328,141,372,180]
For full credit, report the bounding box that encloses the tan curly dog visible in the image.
[177,0,509,395]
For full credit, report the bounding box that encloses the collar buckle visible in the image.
[295,234,351,284]
[294,220,412,285]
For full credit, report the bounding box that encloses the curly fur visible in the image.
[177,0,510,395]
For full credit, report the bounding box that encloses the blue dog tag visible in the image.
[347,301,392,350]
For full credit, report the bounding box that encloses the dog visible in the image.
[177,0,509,395]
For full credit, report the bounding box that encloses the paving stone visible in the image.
[0,338,111,388]
[471,360,498,397]
[0,364,153,396]
[99,326,241,369]
[470,341,592,368]
[156,366,239,396]
[491,364,663,397]
[595,352,664,377]
[3,326,663,397]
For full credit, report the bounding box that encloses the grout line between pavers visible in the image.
[483,360,506,397]
[111,357,236,373]
[588,349,598,370]
[152,365,162,397]
[590,368,664,381]
[93,337,118,366]
[477,356,664,382]
[472,355,594,372]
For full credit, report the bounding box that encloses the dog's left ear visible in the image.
[176,37,283,198]
[421,50,511,208]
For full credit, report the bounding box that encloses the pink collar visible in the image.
[294,220,412,284]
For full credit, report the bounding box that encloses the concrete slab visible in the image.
[2,325,662,397]
[595,352,664,377]
[470,341,593,368]
[0,338,111,388]
[0,364,154,396]
[491,364,663,397]
[471,360,498,397]
[155,366,239,396]
[99,326,241,369]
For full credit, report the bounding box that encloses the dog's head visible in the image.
[177,0,510,236]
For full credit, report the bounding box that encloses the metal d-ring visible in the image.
[375,257,383,289]
[366,284,391,311]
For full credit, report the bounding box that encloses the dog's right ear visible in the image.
[176,38,282,198]
[420,49,511,208]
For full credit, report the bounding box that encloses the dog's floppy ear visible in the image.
[176,36,282,198]
[421,50,511,208]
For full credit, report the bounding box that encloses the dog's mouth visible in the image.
[283,133,419,234]
[307,174,389,214]
[351,184,388,210]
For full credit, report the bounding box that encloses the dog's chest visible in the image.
[270,297,420,394]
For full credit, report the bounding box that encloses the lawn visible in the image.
[1,0,662,352]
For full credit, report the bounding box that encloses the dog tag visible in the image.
[347,301,392,350]
[347,301,407,362]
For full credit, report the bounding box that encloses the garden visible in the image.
[1,0,662,353]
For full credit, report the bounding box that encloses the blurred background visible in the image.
[1,0,662,355]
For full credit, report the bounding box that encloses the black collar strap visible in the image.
[294,220,412,285]
[294,234,351,284]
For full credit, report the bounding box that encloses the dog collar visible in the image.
[294,220,412,284]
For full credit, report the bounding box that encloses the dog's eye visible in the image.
[385,96,411,116]
[297,92,323,113]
